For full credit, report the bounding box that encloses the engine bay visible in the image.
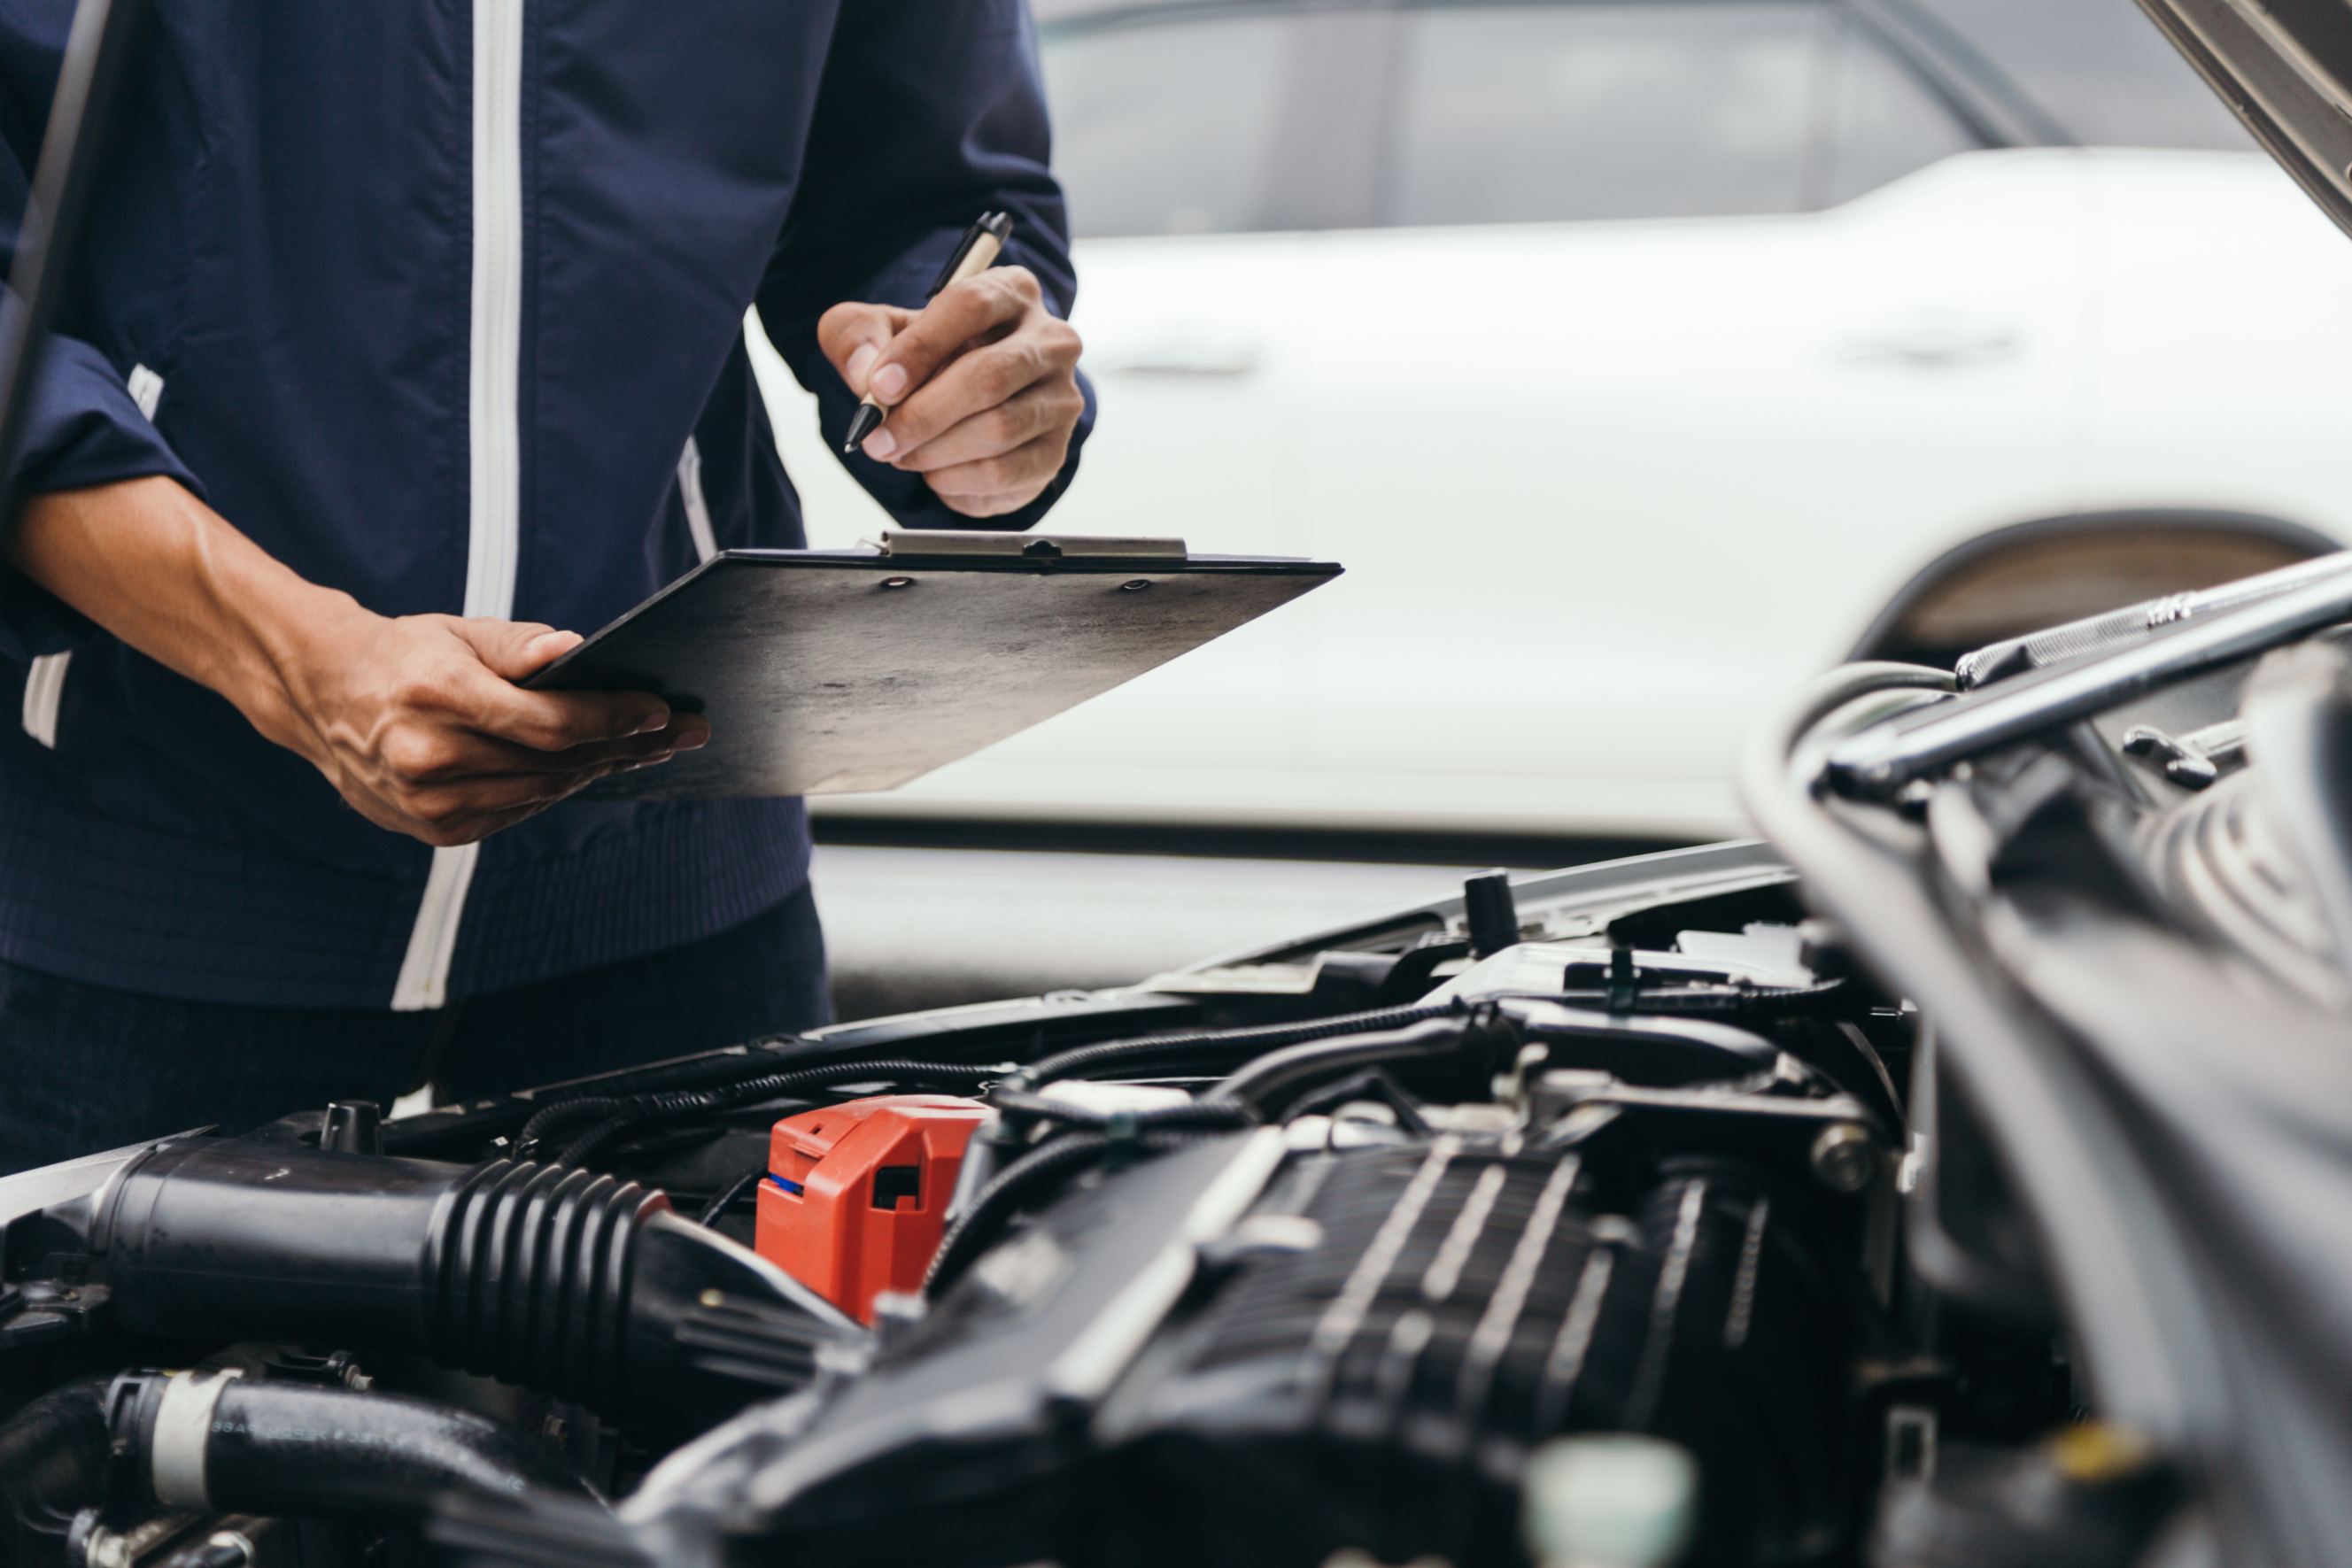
[0,846,2023,1568]
[11,557,2352,1568]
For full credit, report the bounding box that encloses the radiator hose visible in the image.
[102,1371,589,1522]
[0,1377,110,1565]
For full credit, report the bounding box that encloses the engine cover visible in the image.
[726,1128,1850,1567]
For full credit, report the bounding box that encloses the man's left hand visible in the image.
[819,266,1085,519]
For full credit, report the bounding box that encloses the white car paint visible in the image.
[753,148,2352,840]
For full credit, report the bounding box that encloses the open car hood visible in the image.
[2136,0,2352,240]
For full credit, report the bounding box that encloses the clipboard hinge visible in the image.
[864,529,1189,565]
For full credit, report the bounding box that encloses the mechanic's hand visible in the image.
[266,607,707,847]
[820,265,1085,519]
[9,477,707,849]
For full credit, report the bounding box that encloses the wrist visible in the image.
[217,575,368,754]
[10,475,377,763]
[113,480,363,748]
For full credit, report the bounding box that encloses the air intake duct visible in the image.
[88,1138,860,1433]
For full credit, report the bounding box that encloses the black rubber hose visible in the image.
[206,1381,587,1517]
[117,1375,589,1521]
[1010,1002,1465,1090]
[0,1376,111,1565]
[92,1141,855,1433]
[1214,1010,1518,1116]
[156,1534,255,1568]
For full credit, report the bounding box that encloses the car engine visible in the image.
[12,556,2352,1568]
[0,846,1915,1568]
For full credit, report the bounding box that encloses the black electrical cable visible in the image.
[1285,1069,1434,1136]
[924,1132,1110,1296]
[917,1132,1132,1300]
[923,1108,1255,1301]
[1553,978,1850,1016]
[552,1114,658,1169]
[515,1096,624,1151]
[533,1057,995,1165]
[696,1167,763,1227]
[1008,1001,1466,1092]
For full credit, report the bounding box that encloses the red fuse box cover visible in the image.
[754,1093,991,1324]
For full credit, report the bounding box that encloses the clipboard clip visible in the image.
[863,529,1189,566]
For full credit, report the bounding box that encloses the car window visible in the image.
[1821,19,1978,205]
[1381,4,1827,226]
[1907,0,2255,151]
[1039,14,1304,239]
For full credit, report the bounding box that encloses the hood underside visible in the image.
[2134,0,2352,240]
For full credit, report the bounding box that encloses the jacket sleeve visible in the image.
[756,0,1095,534]
[1,4,202,659]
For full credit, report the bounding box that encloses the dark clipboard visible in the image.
[525,532,1342,799]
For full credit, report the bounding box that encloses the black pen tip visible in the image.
[843,403,885,457]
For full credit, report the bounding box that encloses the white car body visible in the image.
[754,146,2352,841]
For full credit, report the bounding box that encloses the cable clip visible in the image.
[1605,947,1641,1014]
[1102,1111,1142,1172]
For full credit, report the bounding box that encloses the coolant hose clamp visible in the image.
[148,1368,244,1509]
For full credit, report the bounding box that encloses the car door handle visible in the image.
[1089,336,1262,378]
[1833,317,2022,369]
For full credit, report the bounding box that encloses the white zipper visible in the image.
[20,654,68,748]
[21,367,166,751]
[677,436,719,564]
[392,0,526,1013]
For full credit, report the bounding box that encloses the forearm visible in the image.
[8,475,695,848]
[9,475,341,741]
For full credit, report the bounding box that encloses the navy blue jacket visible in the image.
[0,0,1091,1009]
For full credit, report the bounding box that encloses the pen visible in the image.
[842,211,1017,456]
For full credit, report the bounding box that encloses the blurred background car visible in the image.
[757,0,2352,1015]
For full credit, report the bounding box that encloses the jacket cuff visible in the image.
[2,328,202,660]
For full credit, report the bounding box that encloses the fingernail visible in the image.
[635,708,671,736]
[675,723,711,751]
[872,363,909,401]
[863,428,897,460]
[846,344,878,390]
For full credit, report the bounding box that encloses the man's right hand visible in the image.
[11,475,702,848]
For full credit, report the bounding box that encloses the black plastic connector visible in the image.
[1463,870,1520,959]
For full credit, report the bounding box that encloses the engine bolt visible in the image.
[1810,1122,1879,1193]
